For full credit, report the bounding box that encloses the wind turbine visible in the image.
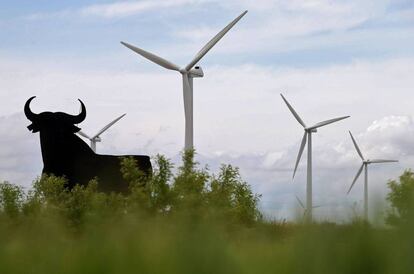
[281,93,350,222]
[78,114,126,152]
[347,131,398,220]
[121,10,248,150]
[295,195,321,220]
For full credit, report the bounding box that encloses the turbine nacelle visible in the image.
[189,66,204,78]
[305,128,317,133]
[180,66,204,78]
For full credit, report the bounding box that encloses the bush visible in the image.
[0,182,24,218]
[386,169,414,226]
[209,164,262,224]
[119,149,261,224]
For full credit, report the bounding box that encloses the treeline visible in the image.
[0,149,262,229]
[1,150,414,227]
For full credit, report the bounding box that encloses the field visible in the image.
[1,213,414,273]
[1,152,413,274]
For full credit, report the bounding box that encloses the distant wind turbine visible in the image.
[121,10,248,150]
[347,131,398,220]
[78,114,126,152]
[281,93,350,222]
[295,195,321,220]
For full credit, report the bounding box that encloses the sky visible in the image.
[1,0,414,221]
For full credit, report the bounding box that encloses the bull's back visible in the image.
[91,154,152,193]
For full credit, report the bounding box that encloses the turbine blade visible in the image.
[280,94,306,128]
[309,116,350,129]
[347,163,364,194]
[349,131,364,160]
[295,195,305,209]
[121,41,180,71]
[93,114,126,139]
[185,10,248,71]
[78,130,91,140]
[369,159,399,164]
[293,132,307,179]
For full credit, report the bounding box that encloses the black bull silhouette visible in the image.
[24,96,152,192]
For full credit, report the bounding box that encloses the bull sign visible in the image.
[24,96,152,192]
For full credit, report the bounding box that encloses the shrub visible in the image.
[119,149,261,224]
[386,169,414,226]
[0,182,24,218]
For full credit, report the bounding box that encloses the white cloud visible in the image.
[21,0,198,20]
[0,113,41,188]
[23,10,73,21]
[360,116,414,157]
[168,0,403,57]
[23,0,390,35]
[17,0,412,63]
[1,55,413,220]
[80,0,197,18]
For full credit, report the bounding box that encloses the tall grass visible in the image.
[0,151,413,274]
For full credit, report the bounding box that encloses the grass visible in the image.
[1,215,414,274]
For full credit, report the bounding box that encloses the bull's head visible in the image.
[24,96,86,134]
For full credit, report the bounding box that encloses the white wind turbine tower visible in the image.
[78,114,126,152]
[281,94,350,222]
[121,10,248,150]
[347,131,398,220]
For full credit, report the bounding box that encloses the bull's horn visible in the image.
[68,99,86,124]
[24,96,38,121]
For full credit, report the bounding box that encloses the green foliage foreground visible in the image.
[1,151,414,274]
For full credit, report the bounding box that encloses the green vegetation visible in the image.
[386,169,414,226]
[0,150,413,274]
